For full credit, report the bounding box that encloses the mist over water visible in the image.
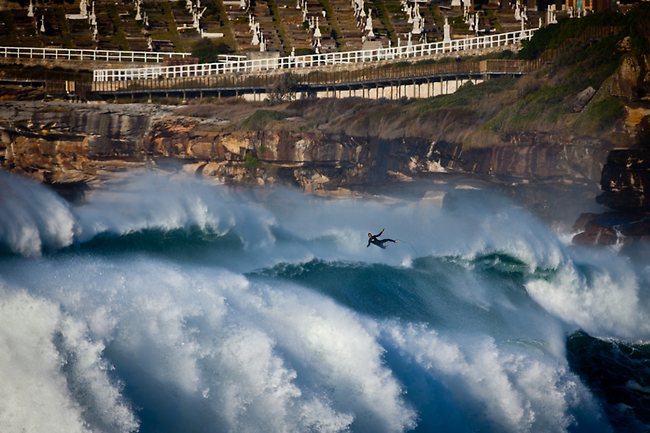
[1,172,648,433]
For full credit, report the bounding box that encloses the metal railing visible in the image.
[0,46,191,63]
[90,59,539,94]
[93,28,537,82]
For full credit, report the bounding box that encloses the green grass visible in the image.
[370,0,397,44]
[414,76,518,112]
[575,96,625,132]
[265,0,291,55]
[241,109,289,130]
[107,5,129,50]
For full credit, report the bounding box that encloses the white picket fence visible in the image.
[0,46,191,63]
[92,28,537,82]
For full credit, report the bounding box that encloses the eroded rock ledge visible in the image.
[0,101,614,193]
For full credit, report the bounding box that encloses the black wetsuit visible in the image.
[367,230,397,249]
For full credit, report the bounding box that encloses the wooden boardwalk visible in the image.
[87,58,539,99]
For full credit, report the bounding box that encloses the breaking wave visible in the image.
[1,172,648,433]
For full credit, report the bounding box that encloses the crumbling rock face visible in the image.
[0,102,616,194]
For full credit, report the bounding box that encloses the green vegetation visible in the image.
[265,0,291,55]
[459,4,650,139]
[575,96,625,132]
[243,153,260,169]
[241,109,289,130]
[107,4,129,50]
[211,0,238,50]
[414,77,518,112]
[317,0,344,49]
[191,38,234,63]
[371,0,398,45]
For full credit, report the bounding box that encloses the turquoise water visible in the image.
[0,171,648,433]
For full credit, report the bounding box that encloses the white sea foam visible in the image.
[0,287,138,433]
[0,172,642,432]
[525,250,650,341]
[384,322,602,433]
[1,256,414,432]
[0,171,75,256]
[74,172,276,248]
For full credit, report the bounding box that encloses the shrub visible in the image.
[243,153,260,170]
[191,39,234,63]
[241,109,288,130]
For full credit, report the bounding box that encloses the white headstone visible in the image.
[412,8,422,34]
[314,17,322,37]
[365,9,373,31]
[27,0,34,18]
[40,14,45,33]
[443,16,451,42]
[514,1,521,21]
[89,1,96,25]
[259,34,266,51]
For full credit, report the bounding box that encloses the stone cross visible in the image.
[27,0,34,18]
[40,14,45,33]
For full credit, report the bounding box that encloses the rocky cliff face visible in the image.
[0,101,616,195]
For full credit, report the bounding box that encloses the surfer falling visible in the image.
[367,228,399,249]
